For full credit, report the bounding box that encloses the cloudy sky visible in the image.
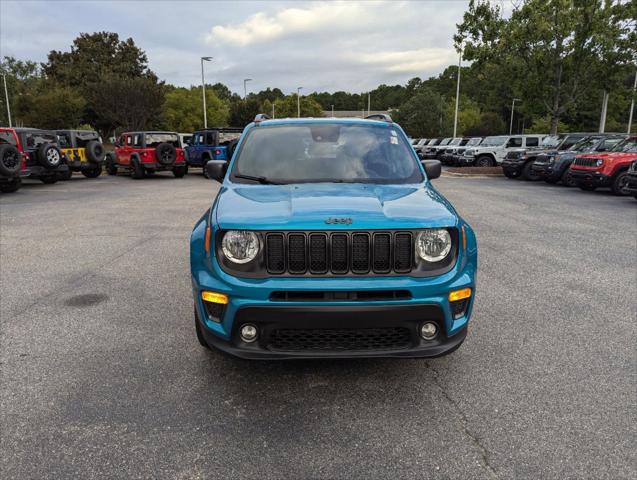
[0,0,482,95]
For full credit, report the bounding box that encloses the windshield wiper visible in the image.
[234,174,281,185]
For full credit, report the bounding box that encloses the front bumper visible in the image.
[501,159,525,175]
[66,159,102,171]
[569,169,611,187]
[456,155,475,166]
[25,164,69,178]
[140,161,186,171]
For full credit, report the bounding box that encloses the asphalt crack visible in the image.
[427,362,499,479]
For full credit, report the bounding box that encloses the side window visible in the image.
[206,132,215,145]
[0,132,17,145]
[126,135,132,146]
[507,137,522,148]
[525,137,539,147]
[57,134,71,148]
[25,134,35,147]
[196,133,204,145]
[133,135,143,147]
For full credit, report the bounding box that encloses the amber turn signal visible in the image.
[201,291,228,305]
[204,226,211,253]
[448,288,472,302]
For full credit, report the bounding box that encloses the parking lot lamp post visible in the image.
[627,69,636,134]
[2,73,11,127]
[272,103,275,119]
[243,78,252,100]
[297,87,303,118]
[367,92,371,116]
[331,104,334,117]
[509,98,520,135]
[200,56,213,128]
[453,51,462,137]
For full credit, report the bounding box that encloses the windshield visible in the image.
[439,138,452,146]
[481,136,508,147]
[611,137,637,153]
[145,133,179,148]
[428,139,440,146]
[467,137,482,146]
[541,135,563,148]
[231,123,423,185]
[572,137,601,152]
[449,138,462,146]
[559,136,584,150]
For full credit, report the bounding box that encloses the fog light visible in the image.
[240,324,258,343]
[420,322,438,340]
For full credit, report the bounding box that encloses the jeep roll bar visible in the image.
[365,113,393,123]
[254,114,271,124]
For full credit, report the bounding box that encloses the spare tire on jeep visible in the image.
[85,140,105,163]
[155,143,176,165]
[226,139,239,160]
[37,143,62,169]
[0,144,21,176]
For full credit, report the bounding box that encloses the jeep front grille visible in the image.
[267,327,412,351]
[265,231,413,275]
[572,158,599,167]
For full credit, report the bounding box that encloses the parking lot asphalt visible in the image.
[1,172,635,479]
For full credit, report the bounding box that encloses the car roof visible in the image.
[250,117,397,129]
[121,131,178,135]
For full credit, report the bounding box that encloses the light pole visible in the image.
[272,103,275,119]
[627,69,636,134]
[200,56,213,128]
[331,104,334,117]
[297,87,303,118]
[367,92,370,116]
[453,51,462,138]
[509,98,520,135]
[2,73,11,127]
[243,78,252,100]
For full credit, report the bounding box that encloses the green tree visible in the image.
[456,0,637,134]
[86,76,165,136]
[45,32,152,88]
[393,88,445,137]
[228,98,262,127]
[464,112,507,136]
[162,87,228,132]
[272,95,324,118]
[18,86,85,129]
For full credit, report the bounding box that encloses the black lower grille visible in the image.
[267,327,412,351]
[264,231,414,275]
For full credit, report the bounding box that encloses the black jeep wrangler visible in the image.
[56,129,106,179]
[0,130,25,193]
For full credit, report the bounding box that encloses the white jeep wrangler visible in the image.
[459,135,546,167]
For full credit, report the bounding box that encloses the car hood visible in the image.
[215,183,458,230]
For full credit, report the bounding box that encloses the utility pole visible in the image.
[272,103,275,119]
[331,104,334,117]
[367,92,371,117]
[2,73,11,127]
[509,98,520,135]
[243,78,252,100]
[453,51,461,138]
[627,69,637,134]
[297,87,303,118]
[599,90,609,133]
[200,57,213,128]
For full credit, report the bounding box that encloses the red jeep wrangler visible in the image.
[569,136,637,195]
[106,131,186,179]
[0,127,69,186]
[0,130,28,193]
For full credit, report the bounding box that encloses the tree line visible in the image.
[0,1,635,138]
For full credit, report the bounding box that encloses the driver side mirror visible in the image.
[205,160,227,181]
[421,160,441,180]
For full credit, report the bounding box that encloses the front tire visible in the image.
[105,155,118,175]
[503,169,520,179]
[57,169,72,181]
[40,175,58,184]
[560,169,575,187]
[0,178,21,193]
[475,155,494,167]
[82,166,102,178]
[611,171,629,196]
[194,306,210,349]
[521,161,540,181]
[172,165,186,178]
[131,159,145,179]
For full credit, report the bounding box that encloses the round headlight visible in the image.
[222,230,259,264]
[595,159,604,167]
[416,229,452,262]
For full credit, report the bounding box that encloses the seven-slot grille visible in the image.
[265,231,413,275]
[572,157,599,167]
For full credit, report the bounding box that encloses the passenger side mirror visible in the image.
[205,160,227,181]
[421,160,441,180]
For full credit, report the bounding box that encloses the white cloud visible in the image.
[356,48,455,73]
[205,1,385,46]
